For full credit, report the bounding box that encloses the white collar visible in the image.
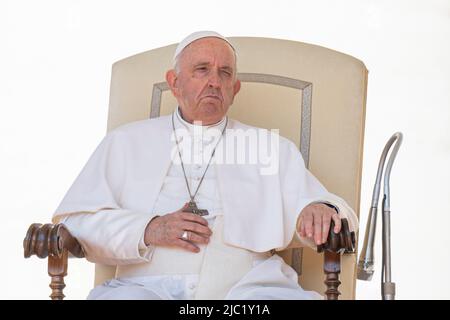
[174,106,227,135]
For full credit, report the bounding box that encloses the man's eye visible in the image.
[196,67,207,72]
[221,70,232,76]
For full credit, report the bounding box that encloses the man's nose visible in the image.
[207,70,221,88]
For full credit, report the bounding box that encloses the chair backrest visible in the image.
[96,37,368,299]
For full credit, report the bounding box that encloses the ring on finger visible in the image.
[181,230,189,240]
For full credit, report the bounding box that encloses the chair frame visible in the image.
[24,219,354,300]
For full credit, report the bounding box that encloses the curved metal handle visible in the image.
[357,132,402,300]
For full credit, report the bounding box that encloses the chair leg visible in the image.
[48,250,68,300]
[324,250,341,300]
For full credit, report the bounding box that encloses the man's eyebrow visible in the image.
[192,62,234,71]
[220,66,234,72]
[193,62,210,68]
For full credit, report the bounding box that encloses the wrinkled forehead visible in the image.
[177,37,237,67]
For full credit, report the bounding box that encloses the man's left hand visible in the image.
[297,203,341,245]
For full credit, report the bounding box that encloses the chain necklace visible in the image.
[171,112,228,216]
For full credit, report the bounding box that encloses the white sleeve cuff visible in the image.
[61,209,160,265]
[138,232,155,260]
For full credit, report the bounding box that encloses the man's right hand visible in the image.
[143,203,212,253]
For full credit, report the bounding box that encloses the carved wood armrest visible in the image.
[23,220,355,300]
[316,218,356,300]
[24,223,85,300]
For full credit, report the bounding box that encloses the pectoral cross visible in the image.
[183,201,209,216]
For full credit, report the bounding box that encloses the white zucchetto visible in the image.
[173,31,235,63]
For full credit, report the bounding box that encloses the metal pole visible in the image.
[357,132,402,300]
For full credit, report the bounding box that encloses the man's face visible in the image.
[166,37,241,125]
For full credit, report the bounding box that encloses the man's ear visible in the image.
[233,79,241,96]
[166,69,179,96]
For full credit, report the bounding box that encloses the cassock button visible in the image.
[188,283,196,290]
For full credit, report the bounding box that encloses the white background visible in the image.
[1,0,449,299]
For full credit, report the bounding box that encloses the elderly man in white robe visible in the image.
[53,31,358,300]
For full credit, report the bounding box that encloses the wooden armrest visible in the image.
[24,223,85,300]
[317,218,356,300]
[23,221,355,300]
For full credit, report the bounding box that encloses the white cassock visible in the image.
[54,107,358,300]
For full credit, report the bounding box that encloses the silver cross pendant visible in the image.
[183,201,209,216]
